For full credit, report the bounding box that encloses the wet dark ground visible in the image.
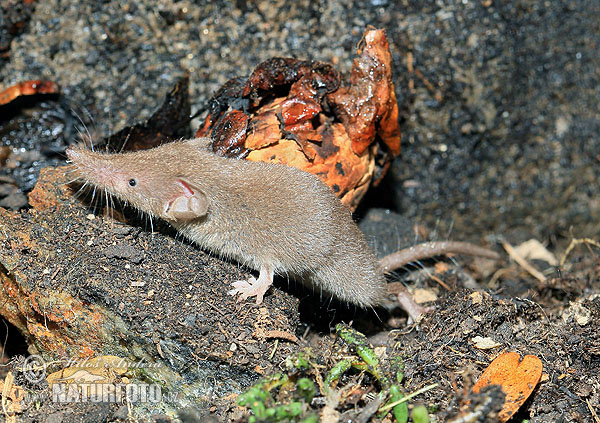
[0,0,599,422]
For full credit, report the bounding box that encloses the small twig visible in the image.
[216,322,229,338]
[2,371,14,417]
[587,398,600,423]
[301,325,310,341]
[262,330,298,344]
[50,266,62,280]
[560,237,600,267]
[428,271,451,291]
[313,365,326,397]
[501,240,546,283]
[407,51,415,92]
[414,68,443,102]
[488,268,511,288]
[268,340,279,360]
[205,301,225,317]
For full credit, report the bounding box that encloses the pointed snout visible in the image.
[66,146,105,172]
[65,146,113,185]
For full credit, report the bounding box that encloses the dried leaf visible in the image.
[412,288,438,304]
[245,109,283,150]
[471,336,502,350]
[513,239,558,266]
[473,352,543,422]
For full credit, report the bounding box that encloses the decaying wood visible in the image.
[196,28,401,210]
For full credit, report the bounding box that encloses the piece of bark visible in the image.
[196,28,401,210]
[98,76,191,152]
[0,80,59,106]
[210,109,250,158]
[242,57,339,104]
[327,29,401,157]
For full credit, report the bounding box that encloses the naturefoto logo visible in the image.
[21,354,47,384]
[51,380,162,404]
[22,354,163,404]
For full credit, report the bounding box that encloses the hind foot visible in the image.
[228,264,274,305]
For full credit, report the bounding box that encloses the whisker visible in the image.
[65,176,82,185]
[104,188,110,220]
[70,108,93,149]
[118,127,133,153]
[79,105,97,151]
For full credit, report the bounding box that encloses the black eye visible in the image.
[128,178,137,187]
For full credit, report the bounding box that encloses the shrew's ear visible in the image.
[164,178,208,221]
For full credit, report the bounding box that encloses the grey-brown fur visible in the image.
[67,138,387,307]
